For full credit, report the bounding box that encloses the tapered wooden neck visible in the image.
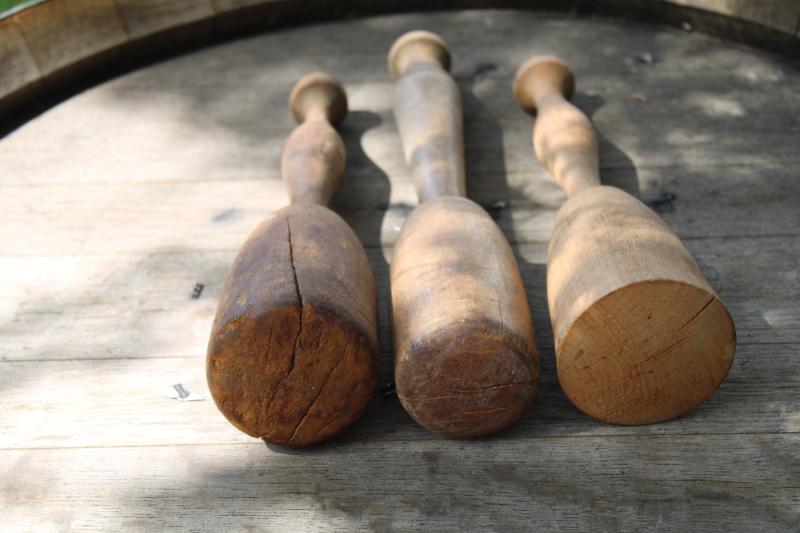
[389,31,465,203]
[514,57,601,198]
[282,73,348,206]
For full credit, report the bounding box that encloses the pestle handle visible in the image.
[513,57,601,197]
[389,31,465,202]
[282,73,348,206]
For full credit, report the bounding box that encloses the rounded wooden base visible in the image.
[208,305,377,446]
[207,206,378,446]
[396,325,538,437]
[390,197,539,438]
[557,279,736,425]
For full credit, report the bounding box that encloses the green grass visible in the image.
[0,0,41,17]
[0,0,26,11]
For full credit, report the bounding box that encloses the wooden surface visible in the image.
[2,0,800,123]
[1,9,799,531]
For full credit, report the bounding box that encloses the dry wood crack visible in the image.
[635,337,690,368]
[285,217,303,379]
[287,338,349,445]
[679,295,717,330]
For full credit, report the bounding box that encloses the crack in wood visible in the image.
[286,217,303,378]
[287,338,349,445]
[635,336,690,368]
[679,296,717,331]
[403,381,532,403]
[256,218,304,439]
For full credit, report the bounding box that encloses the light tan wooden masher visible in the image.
[514,57,736,424]
[388,31,540,437]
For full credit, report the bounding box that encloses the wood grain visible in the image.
[389,31,538,437]
[0,20,40,98]
[668,0,800,34]
[0,237,796,362]
[1,345,798,451]
[515,56,738,425]
[114,0,215,39]
[2,435,798,531]
[206,73,378,446]
[0,9,798,531]
[13,0,127,76]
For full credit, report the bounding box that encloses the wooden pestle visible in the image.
[513,57,736,425]
[388,31,539,437]
[207,73,379,447]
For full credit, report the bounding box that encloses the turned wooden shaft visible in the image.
[514,57,736,425]
[389,31,465,201]
[388,31,539,438]
[207,73,378,447]
[283,73,347,205]
[513,57,600,197]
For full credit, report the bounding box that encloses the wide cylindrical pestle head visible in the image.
[207,205,379,447]
[391,197,539,437]
[289,72,348,126]
[548,186,736,425]
[388,30,451,79]
[513,56,575,114]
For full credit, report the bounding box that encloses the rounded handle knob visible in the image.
[289,72,348,126]
[388,30,451,79]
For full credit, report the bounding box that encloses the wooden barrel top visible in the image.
[1,8,799,531]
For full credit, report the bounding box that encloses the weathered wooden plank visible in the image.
[0,235,793,307]
[0,8,798,531]
[91,10,792,81]
[2,434,798,531]
[465,163,800,244]
[0,235,797,362]
[0,251,226,362]
[0,172,798,255]
[13,0,128,76]
[0,353,798,450]
[115,0,216,39]
[669,0,800,34]
[2,69,798,187]
[2,11,797,184]
[0,2,795,118]
[2,207,800,309]
[0,20,40,98]
[211,0,286,12]
[2,287,797,364]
